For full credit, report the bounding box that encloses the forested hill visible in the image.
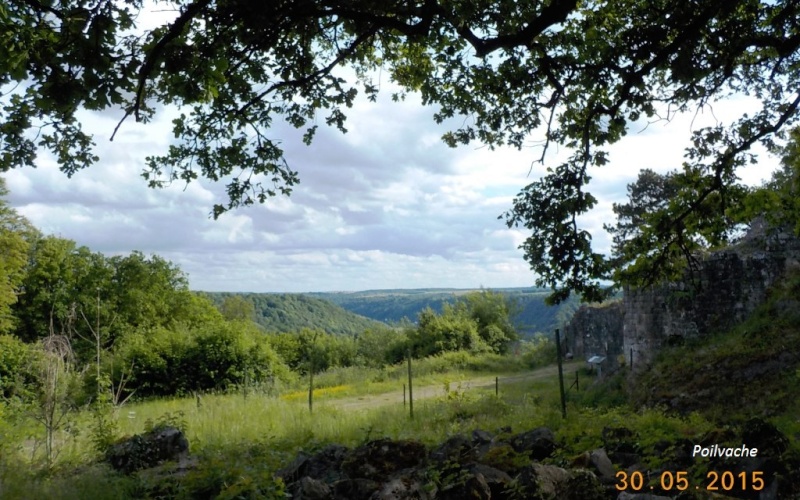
[308,288,582,337]
[198,292,384,335]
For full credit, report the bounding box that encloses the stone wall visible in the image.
[564,301,624,373]
[624,227,800,368]
[564,225,800,372]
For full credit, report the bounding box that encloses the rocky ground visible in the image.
[108,416,799,499]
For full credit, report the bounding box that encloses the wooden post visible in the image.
[403,383,406,407]
[575,370,579,391]
[556,329,567,419]
[407,348,414,419]
[495,376,499,396]
[307,332,319,414]
[308,362,314,414]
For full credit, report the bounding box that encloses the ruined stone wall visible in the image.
[563,226,800,372]
[564,301,624,372]
[624,229,800,368]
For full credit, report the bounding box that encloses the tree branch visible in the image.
[452,0,578,57]
[112,0,212,140]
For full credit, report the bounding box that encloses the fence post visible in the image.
[407,348,414,419]
[575,370,579,391]
[308,366,314,414]
[495,376,499,397]
[307,332,319,414]
[556,329,567,419]
[403,383,406,407]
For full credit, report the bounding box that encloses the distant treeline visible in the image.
[308,288,583,337]
[0,176,579,407]
[199,292,383,335]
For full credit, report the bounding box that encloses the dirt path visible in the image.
[327,362,582,412]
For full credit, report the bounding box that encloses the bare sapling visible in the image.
[74,290,134,408]
[31,317,79,469]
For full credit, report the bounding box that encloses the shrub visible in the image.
[409,305,486,357]
[520,335,556,368]
[355,326,406,367]
[462,290,520,352]
[116,327,194,397]
[0,334,36,398]
[117,322,289,398]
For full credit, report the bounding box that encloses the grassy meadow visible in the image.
[4,281,800,500]
[0,351,722,500]
[0,352,563,499]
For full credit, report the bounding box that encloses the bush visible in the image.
[265,329,347,373]
[355,327,407,367]
[266,332,303,370]
[186,321,289,391]
[117,322,289,398]
[409,305,486,357]
[116,327,194,397]
[0,334,35,398]
[520,335,556,368]
[462,290,520,352]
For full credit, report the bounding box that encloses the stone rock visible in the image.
[331,478,381,500]
[509,427,556,460]
[759,478,780,500]
[516,463,571,499]
[739,455,780,477]
[106,426,189,474]
[429,434,476,464]
[468,463,512,498]
[478,443,530,474]
[438,470,491,500]
[728,455,791,500]
[341,439,427,482]
[588,448,617,483]
[290,477,332,500]
[570,451,592,468]
[276,444,349,486]
[369,474,431,500]
[276,452,311,485]
[133,456,197,498]
[561,469,607,500]
[741,418,789,457]
[471,429,494,445]
[304,444,349,483]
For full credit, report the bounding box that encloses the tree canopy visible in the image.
[0,178,37,333]
[3,0,800,302]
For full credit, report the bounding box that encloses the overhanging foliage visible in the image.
[3,0,800,301]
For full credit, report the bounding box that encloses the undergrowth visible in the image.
[629,270,800,425]
[2,303,799,500]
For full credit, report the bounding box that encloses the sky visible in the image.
[2,24,781,294]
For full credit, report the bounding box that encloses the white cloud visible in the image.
[2,76,783,293]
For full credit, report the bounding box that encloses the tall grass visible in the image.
[0,338,764,500]
[0,358,566,499]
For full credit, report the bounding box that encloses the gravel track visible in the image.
[326,361,582,411]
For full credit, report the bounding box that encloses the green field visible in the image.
[0,353,767,500]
